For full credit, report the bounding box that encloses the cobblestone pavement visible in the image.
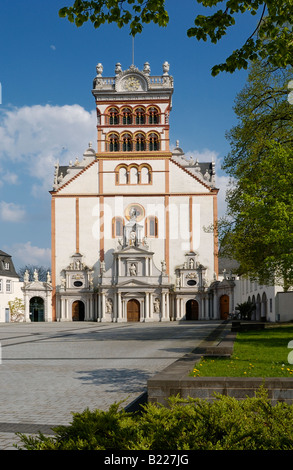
[0,320,222,449]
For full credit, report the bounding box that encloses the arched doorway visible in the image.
[261,293,267,321]
[186,299,199,320]
[127,299,140,322]
[220,295,229,320]
[30,297,44,322]
[72,300,85,321]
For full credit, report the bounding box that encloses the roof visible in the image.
[0,251,19,278]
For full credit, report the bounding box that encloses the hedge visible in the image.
[16,387,293,450]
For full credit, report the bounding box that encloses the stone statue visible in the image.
[129,229,136,246]
[129,263,137,276]
[154,298,160,313]
[33,269,38,282]
[106,298,113,313]
[24,270,29,283]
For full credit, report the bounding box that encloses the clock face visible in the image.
[123,76,141,91]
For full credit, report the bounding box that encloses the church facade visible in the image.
[49,61,232,322]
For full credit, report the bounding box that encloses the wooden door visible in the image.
[186,299,199,320]
[127,299,140,322]
[220,295,229,320]
[72,301,85,321]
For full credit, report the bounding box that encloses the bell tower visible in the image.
[92,61,174,159]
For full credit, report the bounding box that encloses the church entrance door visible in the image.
[186,299,199,320]
[30,297,44,322]
[127,299,140,322]
[72,300,85,321]
[220,295,229,320]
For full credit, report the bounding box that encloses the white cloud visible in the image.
[0,201,26,222]
[0,104,97,194]
[8,242,51,267]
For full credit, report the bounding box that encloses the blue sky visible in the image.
[0,0,257,270]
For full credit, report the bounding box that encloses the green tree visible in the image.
[59,1,293,75]
[220,59,293,289]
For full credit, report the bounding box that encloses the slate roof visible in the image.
[0,250,19,278]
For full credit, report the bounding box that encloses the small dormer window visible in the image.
[4,262,9,270]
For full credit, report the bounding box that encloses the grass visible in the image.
[191,323,293,378]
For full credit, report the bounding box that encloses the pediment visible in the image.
[116,245,153,256]
[118,278,151,287]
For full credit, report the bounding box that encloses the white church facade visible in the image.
[47,60,235,323]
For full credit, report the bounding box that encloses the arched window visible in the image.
[135,133,146,151]
[145,216,158,238]
[140,166,151,184]
[149,133,160,151]
[129,166,139,184]
[118,166,128,184]
[112,217,124,238]
[122,133,132,152]
[109,107,119,125]
[109,133,119,152]
[122,107,132,125]
[148,107,159,124]
[135,107,145,124]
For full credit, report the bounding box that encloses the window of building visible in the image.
[140,165,151,184]
[6,280,11,293]
[135,107,145,124]
[145,216,158,237]
[4,262,9,270]
[129,166,139,184]
[148,133,160,151]
[148,107,159,124]
[112,217,124,238]
[118,166,128,184]
[109,133,119,152]
[122,133,132,152]
[122,107,132,125]
[109,107,119,125]
[135,133,146,151]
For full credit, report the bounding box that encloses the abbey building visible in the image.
[47,60,235,322]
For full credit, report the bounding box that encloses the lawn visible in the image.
[191,324,293,378]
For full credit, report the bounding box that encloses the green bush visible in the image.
[16,388,293,450]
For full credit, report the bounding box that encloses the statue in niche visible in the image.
[154,298,161,313]
[129,263,137,276]
[106,298,113,313]
[189,258,195,269]
[129,229,137,246]
[176,276,181,288]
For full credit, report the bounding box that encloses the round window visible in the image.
[74,281,83,287]
[187,280,197,286]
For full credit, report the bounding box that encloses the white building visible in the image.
[48,61,233,322]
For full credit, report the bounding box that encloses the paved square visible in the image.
[0,321,222,449]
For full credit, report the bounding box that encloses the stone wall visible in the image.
[147,326,293,406]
